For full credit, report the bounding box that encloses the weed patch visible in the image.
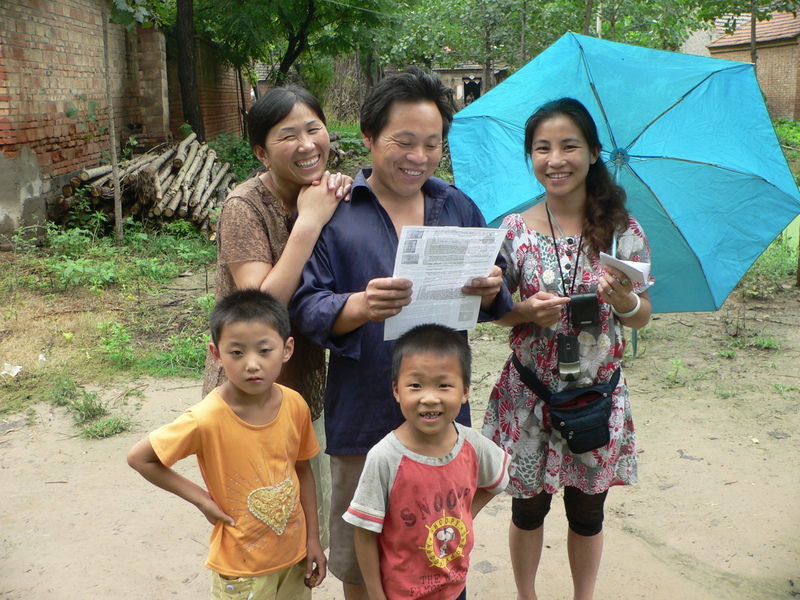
[69,390,107,425]
[81,416,134,439]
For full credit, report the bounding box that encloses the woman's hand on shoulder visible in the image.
[325,171,353,201]
[296,171,347,231]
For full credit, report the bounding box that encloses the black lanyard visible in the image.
[546,203,582,322]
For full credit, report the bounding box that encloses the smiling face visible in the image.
[393,351,469,448]
[363,100,443,202]
[255,102,330,195]
[530,114,599,205]
[209,319,294,403]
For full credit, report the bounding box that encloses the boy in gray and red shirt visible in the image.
[344,324,509,600]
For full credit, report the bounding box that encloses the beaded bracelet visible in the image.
[612,293,641,318]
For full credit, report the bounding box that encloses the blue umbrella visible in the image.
[450,32,800,313]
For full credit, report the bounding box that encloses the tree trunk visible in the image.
[583,0,594,35]
[750,0,758,69]
[101,3,123,245]
[520,0,527,65]
[276,0,315,82]
[237,68,248,139]
[176,0,206,141]
[482,27,492,94]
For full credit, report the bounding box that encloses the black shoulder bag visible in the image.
[511,353,620,454]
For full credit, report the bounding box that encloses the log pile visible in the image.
[50,133,238,233]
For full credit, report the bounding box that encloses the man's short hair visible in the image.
[360,66,455,140]
[209,290,291,346]
[391,323,471,386]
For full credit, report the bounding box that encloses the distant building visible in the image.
[707,12,800,120]
[433,64,510,109]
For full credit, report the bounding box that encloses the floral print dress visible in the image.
[482,213,653,497]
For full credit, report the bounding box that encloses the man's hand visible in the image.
[462,264,504,310]
[362,277,413,322]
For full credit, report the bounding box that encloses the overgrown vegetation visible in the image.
[208,133,261,182]
[0,219,217,436]
[736,234,798,298]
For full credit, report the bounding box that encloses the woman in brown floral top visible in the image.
[202,85,351,413]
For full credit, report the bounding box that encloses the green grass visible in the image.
[81,416,134,439]
[737,234,797,298]
[728,332,782,351]
[138,330,209,377]
[69,390,107,425]
[0,220,215,429]
[8,221,215,294]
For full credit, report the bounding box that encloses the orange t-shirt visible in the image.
[149,385,319,577]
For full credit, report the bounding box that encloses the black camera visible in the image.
[570,292,600,328]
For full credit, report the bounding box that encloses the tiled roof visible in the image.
[708,12,800,47]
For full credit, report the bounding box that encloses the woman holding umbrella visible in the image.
[482,97,653,600]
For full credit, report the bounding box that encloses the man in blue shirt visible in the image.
[291,66,512,600]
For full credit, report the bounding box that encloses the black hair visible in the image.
[523,97,629,257]
[391,324,471,387]
[360,66,455,139]
[248,85,326,151]
[209,289,291,347]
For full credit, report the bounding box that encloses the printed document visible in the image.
[383,226,507,341]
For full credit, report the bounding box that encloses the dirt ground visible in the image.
[1,287,799,599]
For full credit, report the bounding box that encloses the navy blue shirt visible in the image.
[291,170,512,455]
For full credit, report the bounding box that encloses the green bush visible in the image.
[209,133,260,182]
[775,119,800,149]
[98,322,135,367]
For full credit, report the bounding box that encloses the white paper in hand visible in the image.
[599,252,651,286]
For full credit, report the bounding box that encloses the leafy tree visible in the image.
[195,0,389,84]
[595,0,700,50]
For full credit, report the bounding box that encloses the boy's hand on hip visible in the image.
[195,491,235,527]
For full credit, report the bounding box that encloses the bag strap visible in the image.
[511,353,622,404]
[510,353,552,402]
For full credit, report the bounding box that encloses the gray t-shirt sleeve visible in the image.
[342,434,401,533]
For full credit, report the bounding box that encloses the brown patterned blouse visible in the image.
[201,176,326,419]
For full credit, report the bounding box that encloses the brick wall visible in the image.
[166,36,248,141]
[709,40,800,120]
[1,0,249,232]
[0,0,146,181]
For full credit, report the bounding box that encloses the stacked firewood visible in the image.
[50,133,238,232]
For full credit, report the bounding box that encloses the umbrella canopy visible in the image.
[450,32,800,312]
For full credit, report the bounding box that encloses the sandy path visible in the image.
[2,352,797,600]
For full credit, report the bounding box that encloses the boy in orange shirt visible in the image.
[128,289,325,599]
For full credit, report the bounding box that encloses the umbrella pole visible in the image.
[612,161,640,362]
